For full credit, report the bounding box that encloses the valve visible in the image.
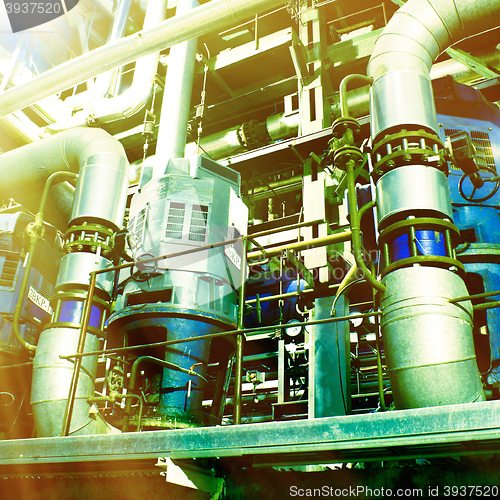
[446,131,483,189]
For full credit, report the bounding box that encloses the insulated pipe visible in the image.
[380,267,485,408]
[368,0,500,80]
[0,0,286,119]
[154,0,199,175]
[184,111,300,160]
[0,128,127,228]
[367,0,499,409]
[0,112,47,144]
[368,0,500,139]
[47,0,169,131]
[328,48,500,122]
[430,48,500,82]
[64,0,135,111]
[0,128,129,436]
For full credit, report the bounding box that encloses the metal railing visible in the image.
[60,220,356,434]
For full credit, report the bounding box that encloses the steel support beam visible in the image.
[1,401,500,469]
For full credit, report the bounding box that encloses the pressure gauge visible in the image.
[285,319,302,337]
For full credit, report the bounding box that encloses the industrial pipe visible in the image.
[0,112,47,145]
[0,0,286,119]
[339,75,373,118]
[368,0,500,140]
[47,0,169,131]
[184,111,300,161]
[122,355,208,432]
[0,128,130,437]
[0,128,127,229]
[367,0,498,409]
[346,164,385,293]
[154,0,199,175]
[247,230,352,261]
[64,0,135,111]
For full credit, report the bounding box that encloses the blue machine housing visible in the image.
[108,156,247,427]
[0,212,60,364]
[435,77,500,387]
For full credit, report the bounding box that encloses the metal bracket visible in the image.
[446,47,500,79]
[155,457,224,496]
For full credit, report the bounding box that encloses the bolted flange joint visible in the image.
[333,145,364,171]
[331,116,361,141]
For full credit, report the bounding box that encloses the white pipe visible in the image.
[0,0,286,119]
[47,0,169,132]
[64,0,135,111]
[0,128,129,436]
[431,48,500,82]
[368,0,500,140]
[154,0,199,177]
[367,0,500,410]
[368,0,500,80]
[0,112,47,144]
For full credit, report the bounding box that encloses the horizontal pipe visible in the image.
[185,111,300,161]
[449,290,500,303]
[0,0,285,119]
[60,310,382,360]
[245,283,341,306]
[473,301,500,311]
[79,219,326,276]
[47,0,169,131]
[79,229,351,274]
[247,230,352,260]
[248,219,322,239]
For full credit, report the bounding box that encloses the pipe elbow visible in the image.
[368,0,500,81]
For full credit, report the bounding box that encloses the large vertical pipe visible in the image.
[0,128,129,436]
[367,0,500,409]
[368,0,500,141]
[154,0,199,177]
[309,296,351,417]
